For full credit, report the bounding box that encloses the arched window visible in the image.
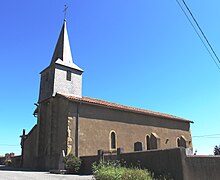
[180,136,187,148]
[134,142,143,151]
[150,133,160,150]
[177,138,180,147]
[177,136,187,148]
[110,131,117,150]
[146,135,150,150]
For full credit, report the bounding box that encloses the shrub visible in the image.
[92,160,124,180]
[92,160,153,180]
[122,168,152,180]
[214,145,220,155]
[4,159,12,166]
[152,173,174,180]
[63,154,81,174]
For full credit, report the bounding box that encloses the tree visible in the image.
[214,145,220,155]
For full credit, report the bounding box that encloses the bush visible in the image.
[63,154,81,174]
[122,168,152,180]
[92,160,124,180]
[92,160,153,180]
[4,159,12,166]
[214,145,220,155]
[152,172,174,180]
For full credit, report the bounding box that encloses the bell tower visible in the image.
[38,20,83,102]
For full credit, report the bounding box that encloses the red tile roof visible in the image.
[57,93,192,123]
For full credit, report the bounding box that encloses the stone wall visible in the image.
[80,155,99,174]
[119,148,184,179]
[54,65,82,98]
[80,148,220,180]
[0,155,21,167]
[37,98,68,170]
[0,157,4,165]
[11,156,22,168]
[23,125,38,169]
[66,99,192,157]
[23,94,192,170]
[39,66,54,102]
[183,155,220,180]
[80,148,184,178]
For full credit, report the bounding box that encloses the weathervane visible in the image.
[63,4,68,20]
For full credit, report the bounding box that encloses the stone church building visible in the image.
[21,20,193,170]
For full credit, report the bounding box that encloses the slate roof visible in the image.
[57,93,192,123]
[50,20,83,72]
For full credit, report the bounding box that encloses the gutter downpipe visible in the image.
[75,103,80,157]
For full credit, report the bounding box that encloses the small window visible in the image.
[177,138,180,147]
[150,133,160,150]
[180,136,187,148]
[110,131,117,150]
[134,142,143,151]
[189,141,191,146]
[66,71,71,81]
[146,135,150,150]
[177,136,187,148]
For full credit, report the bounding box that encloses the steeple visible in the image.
[38,20,83,102]
[50,20,83,71]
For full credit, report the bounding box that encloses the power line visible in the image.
[182,0,220,64]
[193,134,220,138]
[175,0,220,70]
[193,137,220,139]
[0,144,20,147]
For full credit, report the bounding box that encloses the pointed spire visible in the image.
[50,20,83,71]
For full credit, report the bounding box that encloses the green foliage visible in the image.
[92,160,153,180]
[153,173,174,180]
[63,154,81,174]
[122,168,152,180]
[92,160,124,180]
[214,145,220,155]
[4,159,12,166]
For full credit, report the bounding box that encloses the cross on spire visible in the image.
[63,4,68,20]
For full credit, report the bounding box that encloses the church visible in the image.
[21,19,193,170]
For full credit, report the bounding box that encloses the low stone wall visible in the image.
[80,155,99,174]
[0,157,5,165]
[11,156,22,168]
[0,155,22,168]
[80,148,220,180]
[119,148,184,179]
[183,155,220,180]
[80,148,184,178]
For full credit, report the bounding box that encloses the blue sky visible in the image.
[0,0,220,155]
